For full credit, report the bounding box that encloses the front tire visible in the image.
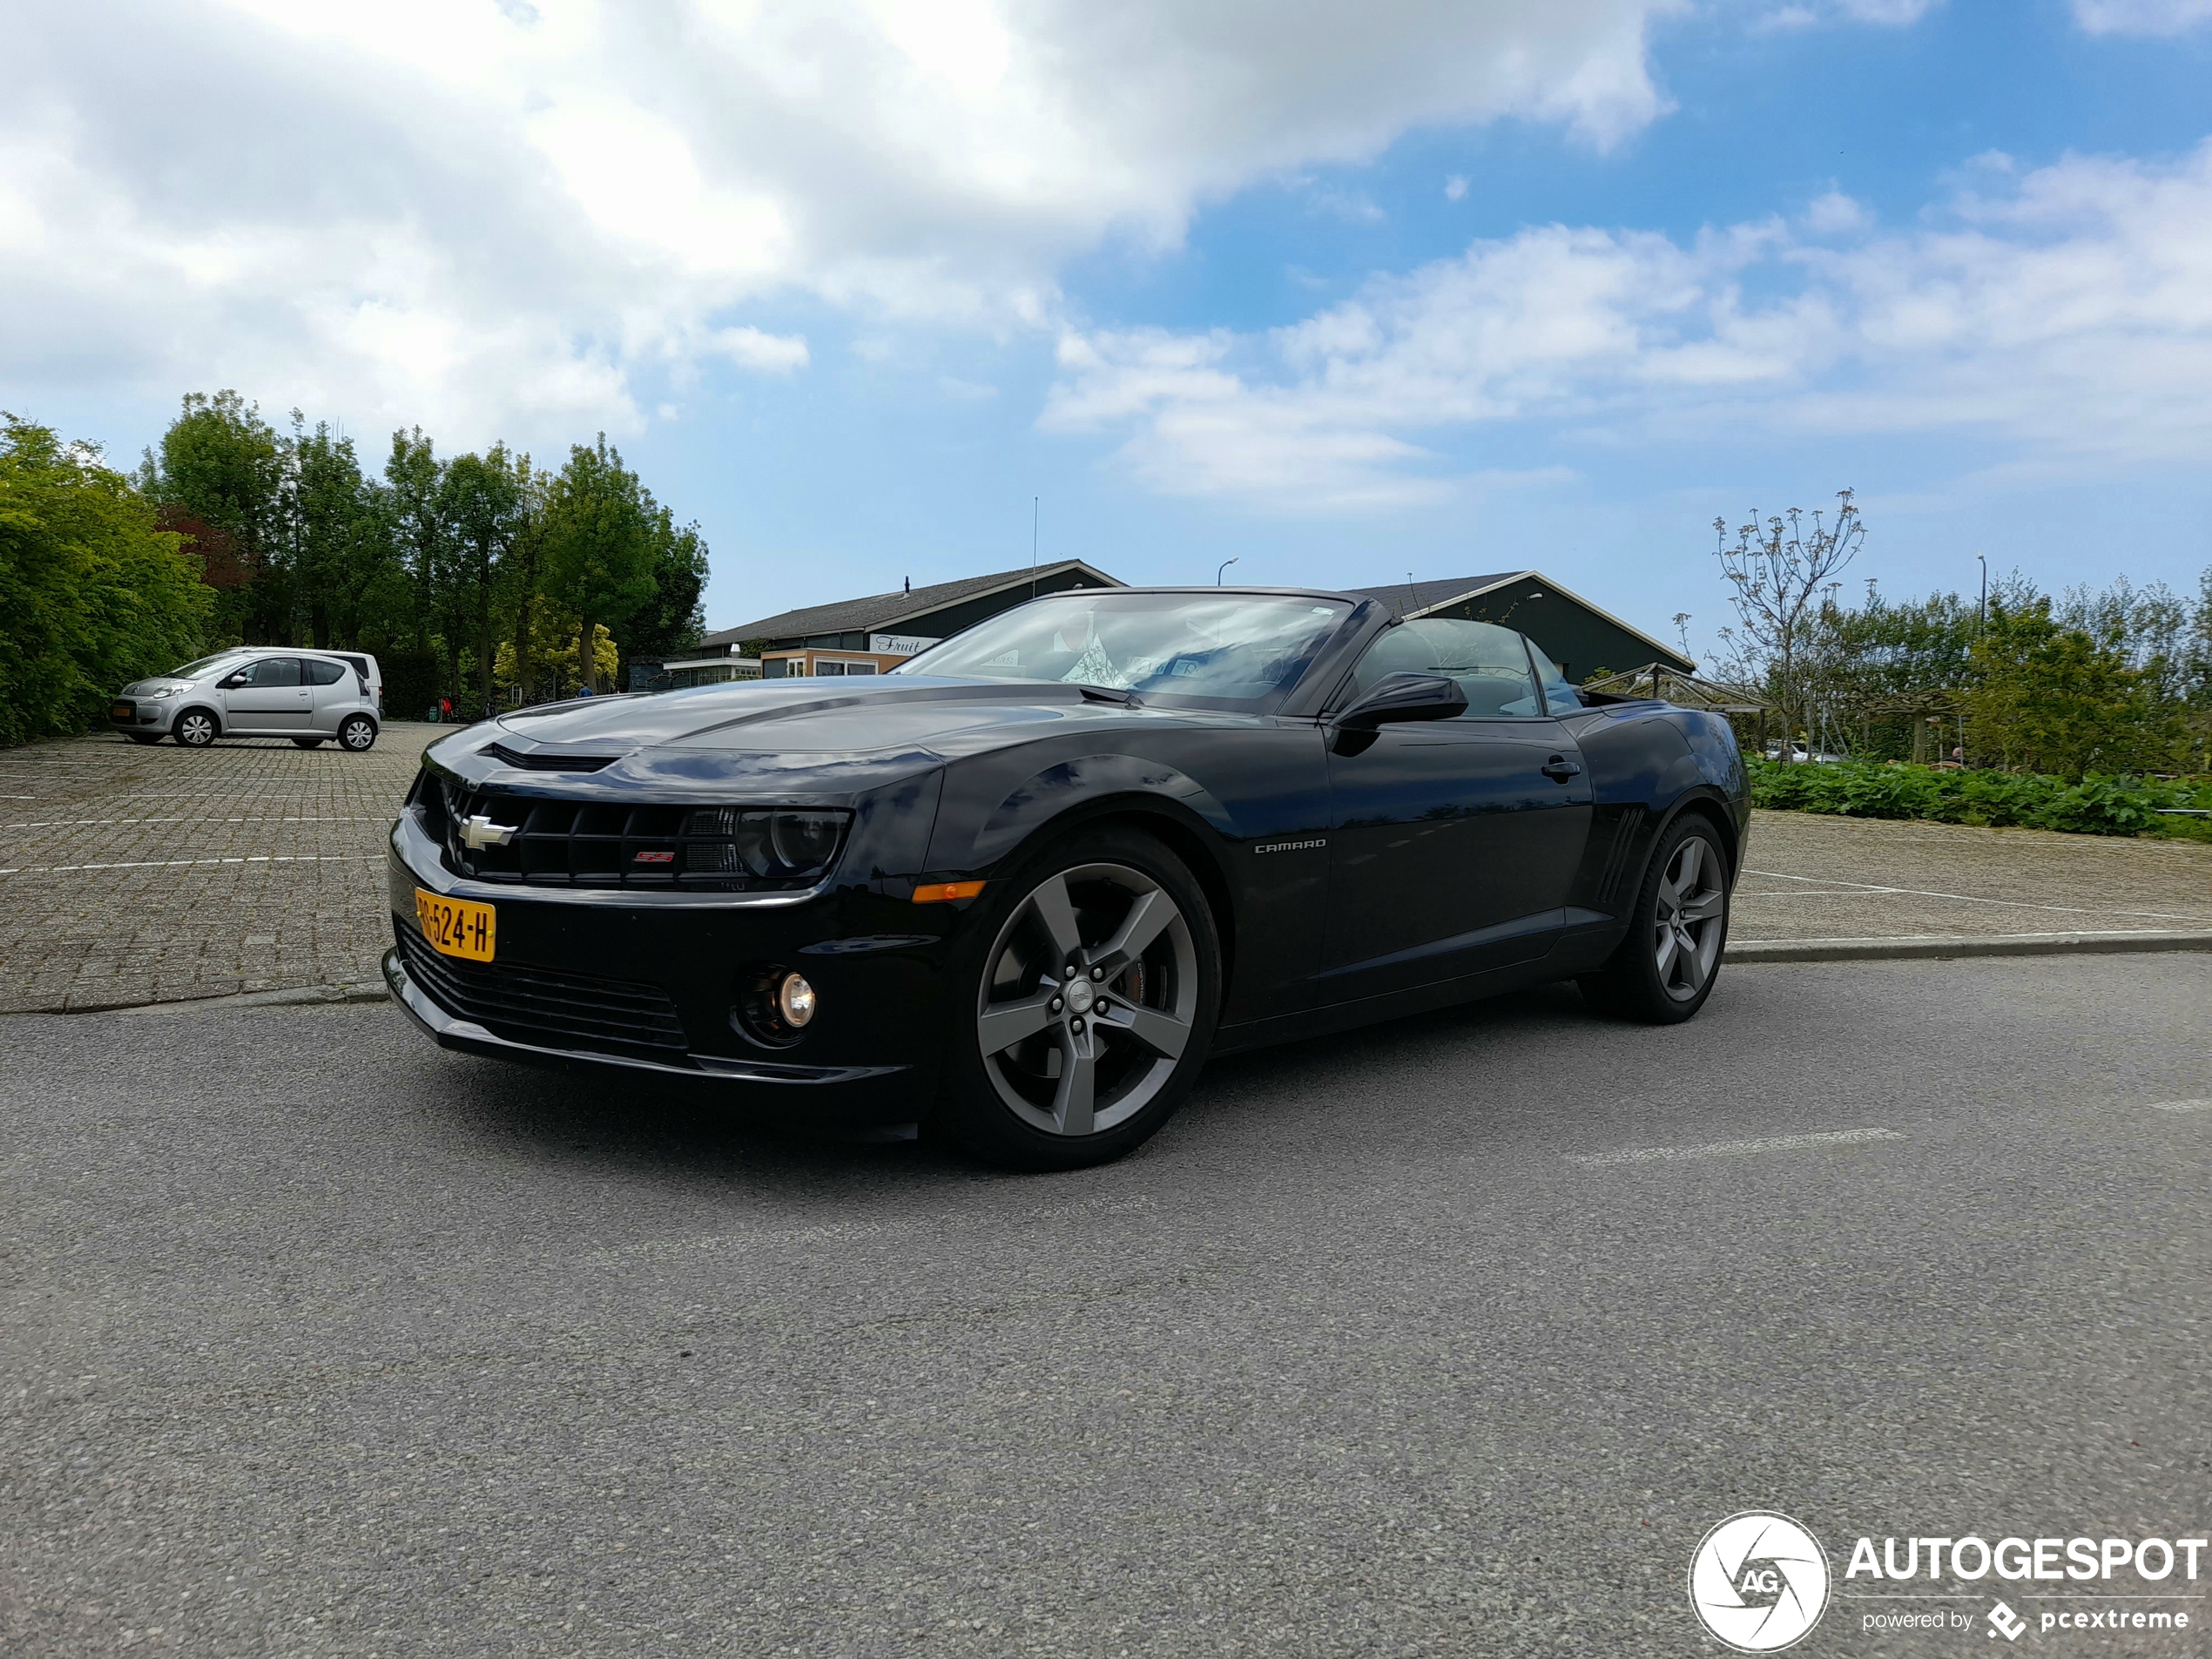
[1578,813,1730,1024]
[937,828,1221,1170]
[174,711,218,747]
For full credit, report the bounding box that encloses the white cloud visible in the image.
[1445,175,1470,201]
[2072,0,2212,33]
[0,0,1677,445]
[1753,0,1938,30]
[1042,144,2212,511]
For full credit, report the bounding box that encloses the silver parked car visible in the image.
[110,649,383,751]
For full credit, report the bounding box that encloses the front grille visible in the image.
[408,769,842,893]
[395,923,689,1057]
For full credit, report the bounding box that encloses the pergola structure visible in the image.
[1581,664,1770,714]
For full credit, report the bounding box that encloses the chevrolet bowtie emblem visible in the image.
[460,814,517,850]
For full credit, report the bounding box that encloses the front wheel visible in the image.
[173,711,217,747]
[937,828,1221,1170]
[1578,813,1730,1024]
[338,715,377,752]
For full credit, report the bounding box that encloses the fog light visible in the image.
[777,972,817,1028]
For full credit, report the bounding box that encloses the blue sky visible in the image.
[7,0,2210,658]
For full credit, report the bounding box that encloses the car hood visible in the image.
[429,676,1242,796]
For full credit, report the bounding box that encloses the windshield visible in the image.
[169,651,247,679]
[894,592,1353,708]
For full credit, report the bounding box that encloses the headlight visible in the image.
[684,807,850,885]
[148,686,179,698]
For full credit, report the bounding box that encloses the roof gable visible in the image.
[703,559,1122,646]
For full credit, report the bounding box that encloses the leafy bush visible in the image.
[1,416,212,745]
[1748,758,2212,840]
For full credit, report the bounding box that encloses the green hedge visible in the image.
[1747,758,2212,839]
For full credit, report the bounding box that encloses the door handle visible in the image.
[1541,756,1583,783]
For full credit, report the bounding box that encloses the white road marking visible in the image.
[0,855,380,876]
[2,816,384,830]
[1571,1128,1907,1166]
[2148,1100,2211,1113]
[1743,868,2210,926]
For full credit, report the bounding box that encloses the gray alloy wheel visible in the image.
[339,715,377,752]
[974,860,1201,1140]
[1654,833,1726,1001]
[174,710,217,747]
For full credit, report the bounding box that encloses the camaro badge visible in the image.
[1254,839,1326,854]
[460,815,518,850]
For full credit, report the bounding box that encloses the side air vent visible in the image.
[1592,805,1648,911]
[485,743,620,772]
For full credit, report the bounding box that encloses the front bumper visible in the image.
[109,697,175,732]
[383,808,958,1112]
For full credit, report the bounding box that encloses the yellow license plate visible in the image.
[415,888,496,962]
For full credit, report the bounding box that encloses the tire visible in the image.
[338,715,377,752]
[936,826,1222,1171]
[292,737,327,748]
[174,710,218,747]
[1578,813,1730,1024]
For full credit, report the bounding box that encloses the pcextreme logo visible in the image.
[1689,1512,1832,1652]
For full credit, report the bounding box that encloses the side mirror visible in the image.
[1333,671,1467,733]
[1329,673,1467,752]
[219,672,248,689]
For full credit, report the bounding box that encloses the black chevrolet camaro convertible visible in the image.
[386,588,1748,1168]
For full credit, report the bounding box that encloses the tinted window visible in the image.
[335,655,369,678]
[1346,620,1541,718]
[814,660,847,677]
[302,658,347,686]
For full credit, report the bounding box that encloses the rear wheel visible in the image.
[938,828,1220,1170]
[339,715,377,752]
[174,710,217,747]
[1578,813,1730,1024]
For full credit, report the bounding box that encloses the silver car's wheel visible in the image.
[175,711,217,747]
[340,716,377,752]
[1654,833,1726,1001]
[974,860,1200,1139]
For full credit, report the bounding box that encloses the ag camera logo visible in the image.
[1689,1512,1831,1652]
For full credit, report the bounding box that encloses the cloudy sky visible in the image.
[7,0,2210,647]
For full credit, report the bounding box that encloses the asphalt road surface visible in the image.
[4,956,2207,1658]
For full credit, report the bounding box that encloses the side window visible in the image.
[1525,642,1586,714]
[1345,619,1542,718]
[303,659,347,686]
[237,658,302,688]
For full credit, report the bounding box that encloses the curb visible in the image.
[35,932,2212,1015]
[98,981,393,1015]
[1727,929,2212,965]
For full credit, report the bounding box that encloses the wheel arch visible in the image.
[1655,787,1740,882]
[983,790,1239,1015]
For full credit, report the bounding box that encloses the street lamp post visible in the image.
[1976,551,1987,634]
[1217,557,1239,585]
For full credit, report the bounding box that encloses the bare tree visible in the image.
[1710,489,1865,755]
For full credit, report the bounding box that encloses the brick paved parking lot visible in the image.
[3,732,2209,1014]
[0,728,435,1013]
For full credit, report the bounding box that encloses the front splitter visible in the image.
[381,948,908,1089]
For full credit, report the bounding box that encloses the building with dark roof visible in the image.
[702,559,1124,678]
[1345,570,1693,683]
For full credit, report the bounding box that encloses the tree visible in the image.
[1710,490,1866,752]
[284,415,396,651]
[145,390,282,642]
[0,415,212,744]
[538,435,656,695]
[616,503,709,665]
[1965,598,2181,779]
[383,427,448,659]
[441,445,534,714]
